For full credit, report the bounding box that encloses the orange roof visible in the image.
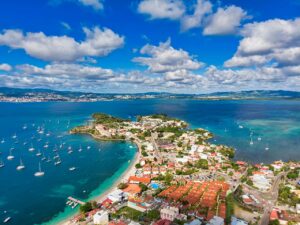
[109,221,127,225]
[128,176,151,184]
[270,210,279,220]
[123,184,142,194]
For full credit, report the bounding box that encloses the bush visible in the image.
[80,202,93,214]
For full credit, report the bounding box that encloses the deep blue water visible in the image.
[0,100,300,224]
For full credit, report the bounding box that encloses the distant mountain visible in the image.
[0,87,300,102]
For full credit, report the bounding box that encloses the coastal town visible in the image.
[67,113,300,225]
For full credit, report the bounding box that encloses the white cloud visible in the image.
[225,18,300,67]
[78,0,103,10]
[138,0,185,20]
[180,0,212,31]
[0,63,12,71]
[0,27,124,62]
[133,39,203,73]
[203,6,248,35]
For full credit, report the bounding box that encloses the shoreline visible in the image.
[57,140,141,225]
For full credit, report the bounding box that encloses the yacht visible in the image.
[257,137,262,141]
[22,124,27,130]
[12,133,17,139]
[41,153,46,161]
[36,149,42,157]
[3,217,11,223]
[69,167,76,171]
[28,144,35,152]
[16,159,25,171]
[238,125,244,129]
[0,159,4,168]
[54,159,62,166]
[7,149,14,160]
[78,145,82,152]
[43,143,49,148]
[46,156,52,163]
[1,138,5,144]
[34,162,45,177]
[250,136,254,145]
[265,144,270,151]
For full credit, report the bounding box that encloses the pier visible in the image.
[67,196,85,208]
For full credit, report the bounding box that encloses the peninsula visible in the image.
[67,113,300,225]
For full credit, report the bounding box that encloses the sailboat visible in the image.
[41,153,46,161]
[265,144,269,151]
[250,136,254,145]
[36,149,42,157]
[16,158,25,170]
[1,138,5,144]
[68,146,73,154]
[78,145,82,152]
[46,156,52,163]
[54,158,62,166]
[12,133,17,139]
[34,162,45,177]
[28,144,35,152]
[7,149,14,160]
[257,137,262,141]
[0,158,4,168]
[69,167,76,171]
[3,217,11,223]
[87,145,91,150]
[22,124,27,130]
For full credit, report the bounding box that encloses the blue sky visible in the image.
[0,0,299,93]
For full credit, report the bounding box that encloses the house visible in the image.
[128,176,151,185]
[160,206,179,221]
[154,219,172,225]
[123,184,142,196]
[108,190,127,203]
[184,219,202,225]
[93,210,109,225]
[208,216,224,225]
[127,198,150,212]
[231,217,248,225]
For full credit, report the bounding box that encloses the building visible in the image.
[93,210,109,225]
[231,217,248,225]
[160,206,179,221]
[184,219,202,225]
[128,176,151,184]
[208,216,224,225]
[108,190,127,203]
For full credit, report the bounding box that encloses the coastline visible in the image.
[57,140,141,225]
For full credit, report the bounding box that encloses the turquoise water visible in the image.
[0,100,300,224]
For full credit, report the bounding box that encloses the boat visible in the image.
[12,133,17,139]
[1,138,5,144]
[41,153,46,161]
[68,149,73,154]
[54,159,61,166]
[43,143,49,148]
[87,146,91,150]
[0,158,4,168]
[22,124,27,130]
[46,133,51,137]
[7,149,14,160]
[257,137,262,141]
[3,217,11,223]
[69,167,76,171]
[46,156,52,163]
[78,145,82,152]
[265,144,269,151]
[36,149,42,157]
[16,159,25,171]
[34,162,45,177]
[238,125,244,129]
[28,144,35,152]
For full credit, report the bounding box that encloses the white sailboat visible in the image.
[1,138,5,144]
[87,145,91,150]
[28,144,35,152]
[250,136,254,145]
[54,158,62,166]
[12,133,17,139]
[3,217,11,223]
[41,153,46,161]
[265,144,269,151]
[0,158,4,168]
[69,167,76,171]
[78,145,82,152]
[7,149,14,160]
[36,149,42,157]
[34,162,45,177]
[257,137,262,141]
[16,158,25,171]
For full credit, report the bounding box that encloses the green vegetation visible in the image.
[219,147,235,159]
[79,201,93,214]
[156,126,184,137]
[278,184,300,206]
[139,183,148,192]
[92,113,128,124]
[118,182,129,189]
[195,159,209,169]
[287,168,299,179]
[112,207,143,221]
[269,220,280,225]
[135,163,142,169]
[225,193,234,224]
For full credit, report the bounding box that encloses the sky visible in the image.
[0,0,300,93]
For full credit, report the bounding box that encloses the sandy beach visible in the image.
[58,140,141,225]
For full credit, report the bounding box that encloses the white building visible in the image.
[208,216,224,225]
[231,217,248,225]
[93,210,109,225]
[108,190,127,203]
[252,174,271,191]
[160,206,179,221]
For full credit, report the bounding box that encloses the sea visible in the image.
[0,99,300,225]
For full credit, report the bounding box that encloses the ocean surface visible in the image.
[0,99,300,224]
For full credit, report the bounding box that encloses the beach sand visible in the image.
[59,141,141,225]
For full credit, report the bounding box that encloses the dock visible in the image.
[67,196,85,205]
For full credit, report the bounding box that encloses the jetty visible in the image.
[67,196,85,207]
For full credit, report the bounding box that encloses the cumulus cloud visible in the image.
[137,0,185,20]
[133,39,204,73]
[78,0,103,10]
[0,27,124,62]
[225,18,300,68]
[0,63,12,71]
[180,0,212,31]
[203,6,248,35]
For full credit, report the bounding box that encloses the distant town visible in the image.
[67,113,300,225]
[1,87,300,102]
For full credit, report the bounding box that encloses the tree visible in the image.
[80,202,93,214]
[269,220,280,225]
[195,159,208,169]
[135,163,142,169]
[164,173,173,185]
[118,183,129,189]
[139,183,148,192]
